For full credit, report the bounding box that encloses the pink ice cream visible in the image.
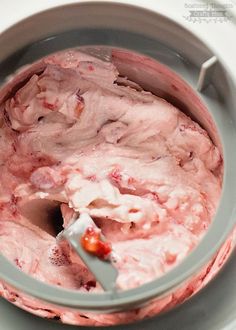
[0,50,223,326]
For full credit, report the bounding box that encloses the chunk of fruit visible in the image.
[81,227,112,259]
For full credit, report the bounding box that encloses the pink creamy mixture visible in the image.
[0,50,223,325]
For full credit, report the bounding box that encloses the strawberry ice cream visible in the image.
[0,50,223,325]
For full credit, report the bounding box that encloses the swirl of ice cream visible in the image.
[0,50,223,326]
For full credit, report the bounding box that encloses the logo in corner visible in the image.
[183,1,235,23]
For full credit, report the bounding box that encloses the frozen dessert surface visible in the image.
[0,50,223,325]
